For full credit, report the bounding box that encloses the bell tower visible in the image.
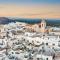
[41,19,46,33]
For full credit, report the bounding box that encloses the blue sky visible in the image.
[0,0,60,5]
[0,0,60,18]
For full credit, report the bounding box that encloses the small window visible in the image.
[53,44,55,46]
[46,43,48,45]
[37,58,39,60]
[46,58,48,60]
[12,52,14,54]
[42,24,43,27]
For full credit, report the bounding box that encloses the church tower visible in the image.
[40,19,46,33]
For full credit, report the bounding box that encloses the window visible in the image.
[46,58,48,60]
[53,44,55,46]
[37,58,39,60]
[46,43,48,45]
[37,58,43,60]
[12,52,14,54]
[42,24,43,27]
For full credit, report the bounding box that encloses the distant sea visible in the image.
[0,17,60,26]
[15,18,60,26]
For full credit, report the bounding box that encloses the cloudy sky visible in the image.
[0,0,60,18]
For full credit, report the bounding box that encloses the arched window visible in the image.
[42,24,43,27]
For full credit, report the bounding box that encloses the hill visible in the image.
[0,17,15,24]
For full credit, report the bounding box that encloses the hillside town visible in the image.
[0,19,60,60]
